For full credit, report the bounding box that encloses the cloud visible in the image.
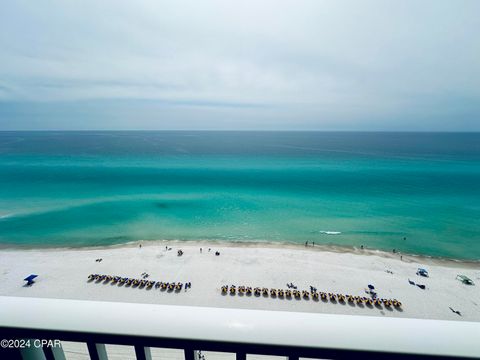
[0,0,479,130]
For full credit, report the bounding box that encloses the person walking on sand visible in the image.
[305,241,308,247]
[200,248,202,253]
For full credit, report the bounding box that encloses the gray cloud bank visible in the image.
[0,0,479,130]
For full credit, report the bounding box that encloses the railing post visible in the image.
[236,352,246,360]
[134,345,152,360]
[20,344,46,360]
[51,345,66,360]
[184,348,195,360]
[87,343,108,360]
[43,344,66,360]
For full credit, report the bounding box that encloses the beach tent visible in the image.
[416,268,429,277]
[456,275,474,285]
[24,274,38,286]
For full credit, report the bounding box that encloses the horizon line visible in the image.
[0,129,479,133]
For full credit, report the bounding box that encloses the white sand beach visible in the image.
[0,241,479,322]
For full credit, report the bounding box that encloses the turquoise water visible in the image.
[0,131,479,260]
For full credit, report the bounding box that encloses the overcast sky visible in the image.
[0,0,479,130]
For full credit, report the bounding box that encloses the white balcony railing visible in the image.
[0,296,479,359]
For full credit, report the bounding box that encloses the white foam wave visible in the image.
[319,231,342,235]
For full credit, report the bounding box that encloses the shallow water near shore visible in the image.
[0,131,479,260]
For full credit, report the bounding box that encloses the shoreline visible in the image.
[1,238,479,269]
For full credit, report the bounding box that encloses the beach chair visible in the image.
[254,287,261,296]
[393,299,402,307]
[221,285,228,294]
[285,290,292,298]
[246,287,252,295]
[230,286,236,295]
[337,294,346,303]
[293,290,301,298]
[302,290,310,299]
[278,289,284,297]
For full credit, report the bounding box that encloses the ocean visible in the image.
[0,131,479,260]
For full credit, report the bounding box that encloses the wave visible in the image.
[319,231,342,235]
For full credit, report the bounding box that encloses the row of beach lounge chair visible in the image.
[221,285,402,308]
[88,274,191,291]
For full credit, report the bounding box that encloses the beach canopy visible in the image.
[24,274,38,285]
[456,275,474,285]
[417,268,429,277]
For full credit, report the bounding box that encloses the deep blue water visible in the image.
[0,131,479,260]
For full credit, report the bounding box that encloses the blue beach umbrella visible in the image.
[24,274,38,285]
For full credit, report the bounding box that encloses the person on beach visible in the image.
[305,241,308,247]
[361,245,364,250]
[200,248,202,253]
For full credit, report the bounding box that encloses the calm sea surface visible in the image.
[0,131,479,260]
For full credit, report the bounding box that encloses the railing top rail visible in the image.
[0,296,479,358]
